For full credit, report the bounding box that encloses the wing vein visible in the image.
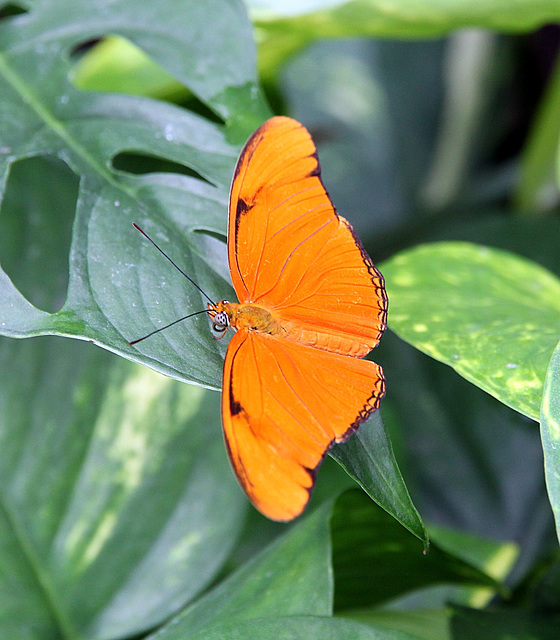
[262,339,331,443]
[255,216,336,302]
[267,187,327,241]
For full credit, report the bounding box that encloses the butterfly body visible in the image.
[209,300,284,336]
[209,297,380,359]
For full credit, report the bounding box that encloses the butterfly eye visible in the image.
[212,311,230,336]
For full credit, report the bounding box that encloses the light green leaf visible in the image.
[425,524,517,607]
[72,36,184,100]
[514,52,560,212]
[253,0,560,82]
[427,524,518,587]
[541,339,560,544]
[382,242,560,420]
[251,0,560,32]
[344,609,451,640]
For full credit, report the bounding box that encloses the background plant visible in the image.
[1,0,560,638]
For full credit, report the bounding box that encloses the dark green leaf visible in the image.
[331,411,428,547]
[530,556,560,612]
[377,331,553,581]
[450,605,560,640]
[331,491,503,611]
[149,504,334,639]
[0,0,270,390]
[172,615,423,640]
[0,336,245,639]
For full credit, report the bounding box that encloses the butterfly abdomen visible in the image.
[284,327,371,357]
[225,301,372,357]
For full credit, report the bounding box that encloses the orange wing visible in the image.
[222,329,385,521]
[228,116,387,357]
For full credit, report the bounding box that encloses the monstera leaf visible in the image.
[0,0,270,391]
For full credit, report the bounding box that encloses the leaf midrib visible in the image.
[0,49,132,195]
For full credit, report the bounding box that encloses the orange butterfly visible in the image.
[206,116,387,521]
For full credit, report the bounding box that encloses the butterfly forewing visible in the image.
[228,117,326,301]
[228,117,387,356]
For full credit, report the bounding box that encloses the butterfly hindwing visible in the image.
[222,329,385,521]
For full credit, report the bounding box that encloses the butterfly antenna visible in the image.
[129,309,209,346]
[132,223,215,305]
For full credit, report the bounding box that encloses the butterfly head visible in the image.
[208,300,232,338]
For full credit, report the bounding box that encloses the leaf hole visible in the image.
[112,152,212,184]
[67,35,222,122]
[68,35,179,99]
[0,156,78,313]
[192,230,229,283]
[69,37,102,60]
[0,3,28,20]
